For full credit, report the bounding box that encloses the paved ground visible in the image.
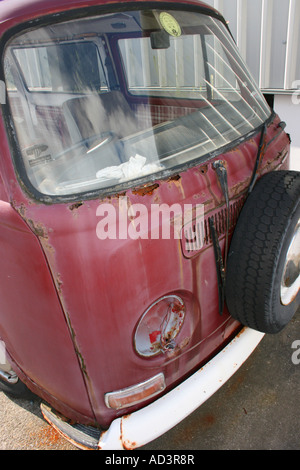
[0,308,299,451]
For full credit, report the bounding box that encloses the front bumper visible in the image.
[41,326,264,450]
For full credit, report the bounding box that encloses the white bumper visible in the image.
[98,327,264,450]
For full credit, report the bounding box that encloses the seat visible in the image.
[63,91,138,143]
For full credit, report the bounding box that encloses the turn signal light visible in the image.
[105,373,165,410]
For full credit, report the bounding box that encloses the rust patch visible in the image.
[69,202,83,211]
[98,426,123,450]
[115,191,126,198]
[167,174,181,182]
[56,273,63,295]
[123,439,138,450]
[166,173,186,198]
[231,177,251,197]
[236,327,247,339]
[29,423,67,449]
[28,219,48,238]
[13,203,48,239]
[132,183,159,196]
[14,202,27,219]
[199,164,208,175]
[120,414,138,450]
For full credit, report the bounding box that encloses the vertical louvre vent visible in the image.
[181,197,245,257]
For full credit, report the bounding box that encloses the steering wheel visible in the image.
[53,131,117,160]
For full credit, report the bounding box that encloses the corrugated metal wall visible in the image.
[204,0,300,93]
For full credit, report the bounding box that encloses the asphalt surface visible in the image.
[0,307,299,451]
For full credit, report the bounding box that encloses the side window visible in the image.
[14,47,51,91]
[13,42,108,93]
[119,33,240,100]
[119,35,207,97]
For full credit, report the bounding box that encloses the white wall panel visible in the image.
[204,0,300,92]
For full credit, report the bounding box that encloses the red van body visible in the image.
[0,0,298,450]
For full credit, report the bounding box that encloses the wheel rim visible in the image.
[281,219,300,306]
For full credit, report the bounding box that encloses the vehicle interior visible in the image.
[4,9,270,196]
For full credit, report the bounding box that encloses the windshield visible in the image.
[4,9,271,198]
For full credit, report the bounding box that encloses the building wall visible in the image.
[274,94,300,171]
[204,0,300,171]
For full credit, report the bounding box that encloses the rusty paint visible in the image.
[65,321,88,377]
[29,424,63,448]
[236,327,247,339]
[123,439,138,450]
[199,164,208,175]
[103,191,127,201]
[231,177,251,197]
[41,416,90,450]
[132,183,159,196]
[167,174,181,182]
[162,336,191,359]
[261,150,288,173]
[118,414,138,450]
[97,427,124,450]
[114,191,127,200]
[13,203,49,239]
[28,219,48,238]
[55,273,63,294]
[202,171,220,206]
[14,202,27,219]
[175,179,186,198]
[69,202,83,211]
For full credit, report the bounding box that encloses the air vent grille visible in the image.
[181,197,245,257]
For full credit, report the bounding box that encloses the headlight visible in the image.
[134,295,185,357]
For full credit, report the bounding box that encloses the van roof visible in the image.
[0,0,223,36]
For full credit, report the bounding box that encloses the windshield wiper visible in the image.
[210,160,230,316]
[248,123,267,194]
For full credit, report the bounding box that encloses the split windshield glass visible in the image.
[4,9,271,198]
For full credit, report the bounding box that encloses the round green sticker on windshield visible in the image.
[159,12,182,37]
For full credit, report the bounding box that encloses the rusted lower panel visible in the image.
[0,200,95,423]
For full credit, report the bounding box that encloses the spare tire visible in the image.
[225,170,300,334]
